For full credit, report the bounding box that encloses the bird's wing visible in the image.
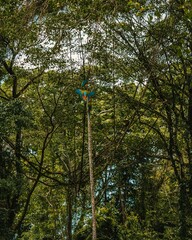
[75,89,82,96]
[88,91,95,97]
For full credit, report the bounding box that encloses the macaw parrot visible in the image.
[76,89,95,102]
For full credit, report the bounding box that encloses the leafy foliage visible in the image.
[0,0,191,239]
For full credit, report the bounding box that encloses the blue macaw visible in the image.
[76,89,95,102]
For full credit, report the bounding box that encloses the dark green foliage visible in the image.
[0,144,22,240]
[74,206,119,240]
[0,99,32,135]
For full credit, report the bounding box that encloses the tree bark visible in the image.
[179,182,187,240]
[87,102,97,240]
[66,186,72,240]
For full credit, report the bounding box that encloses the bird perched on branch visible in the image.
[75,79,95,112]
[76,79,95,103]
[75,89,95,102]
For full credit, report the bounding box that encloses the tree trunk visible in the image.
[66,187,72,240]
[87,102,97,240]
[179,182,187,240]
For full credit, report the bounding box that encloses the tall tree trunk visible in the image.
[66,187,72,240]
[179,182,187,240]
[188,78,192,191]
[87,102,97,240]
[0,140,5,178]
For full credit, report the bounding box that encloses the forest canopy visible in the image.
[0,0,192,239]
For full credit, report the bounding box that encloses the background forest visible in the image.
[0,0,192,239]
